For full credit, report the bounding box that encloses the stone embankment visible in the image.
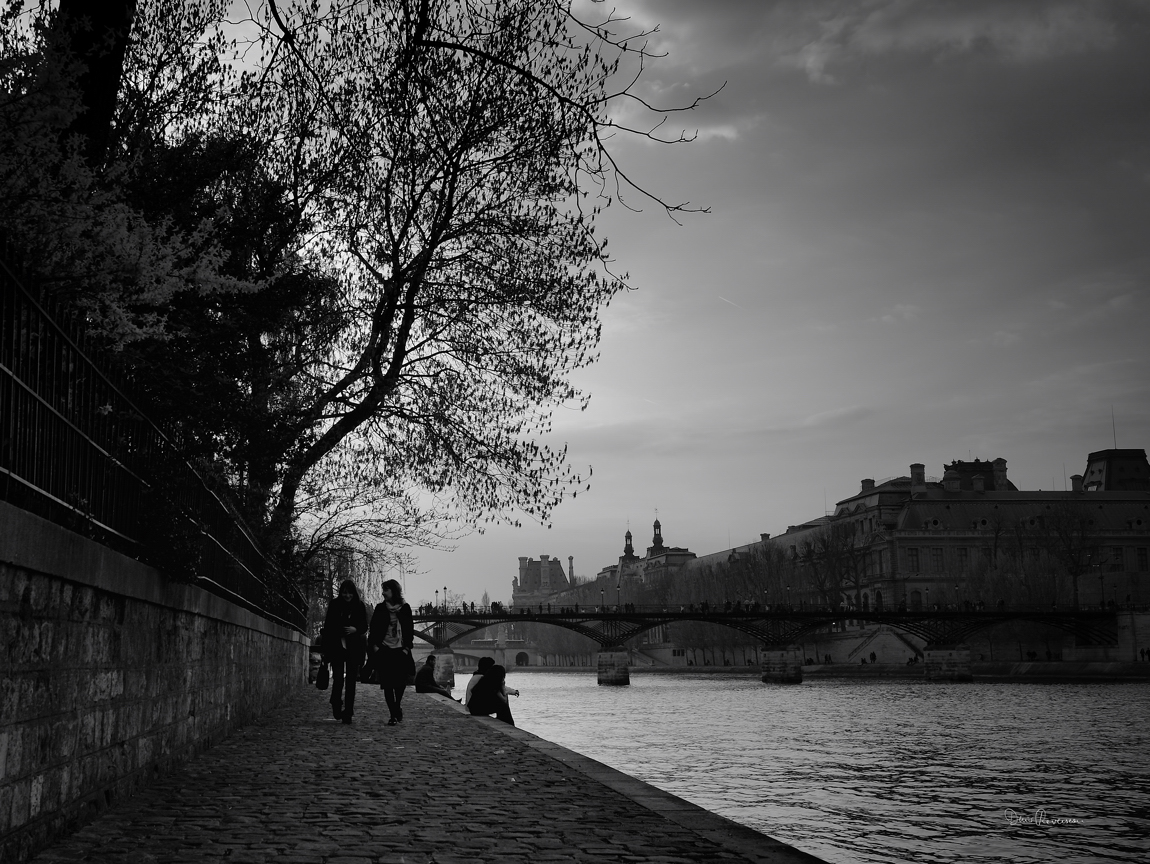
[29,686,824,864]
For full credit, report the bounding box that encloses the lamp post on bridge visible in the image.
[435,589,439,610]
[444,585,448,613]
[600,588,605,611]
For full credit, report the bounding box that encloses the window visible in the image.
[931,548,944,573]
[1110,547,1124,572]
[910,590,922,611]
[875,589,884,611]
[981,546,992,562]
[1139,548,1148,572]
[907,548,920,571]
[957,547,970,569]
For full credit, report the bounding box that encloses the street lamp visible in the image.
[444,585,448,612]
[435,589,439,610]
[600,588,605,610]
[786,584,791,608]
[616,582,621,609]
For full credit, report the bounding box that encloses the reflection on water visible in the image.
[508,674,1150,864]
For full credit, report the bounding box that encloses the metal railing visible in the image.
[0,251,306,633]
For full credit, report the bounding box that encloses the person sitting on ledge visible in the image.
[415,656,459,701]
[468,664,518,725]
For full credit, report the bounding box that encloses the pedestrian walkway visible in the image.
[29,686,823,864]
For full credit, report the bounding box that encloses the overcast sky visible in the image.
[411,0,1150,605]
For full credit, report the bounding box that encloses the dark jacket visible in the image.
[368,602,414,651]
[320,597,369,660]
[414,664,441,693]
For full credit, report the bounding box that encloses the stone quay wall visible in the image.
[0,502,309,864]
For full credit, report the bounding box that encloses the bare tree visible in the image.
[3,0,713,566]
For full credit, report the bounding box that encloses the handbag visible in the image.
[316,662,329,690]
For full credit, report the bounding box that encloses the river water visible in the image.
[498,672,1149,864]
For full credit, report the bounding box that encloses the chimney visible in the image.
[992,458,1008,491]
[910,463,925,489]
[972,474,985,493]
[861,479,875,493]
[1071,474,1083,493]
[760,533,771,542]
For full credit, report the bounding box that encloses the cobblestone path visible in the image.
[29,686,822,864]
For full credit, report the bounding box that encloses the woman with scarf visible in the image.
[320,580,369,724]
[368,579,414,725]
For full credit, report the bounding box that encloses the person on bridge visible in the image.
[415,656,459,701]
[369,579,414,726]
[468,664,517,725]
[321,580,369,724]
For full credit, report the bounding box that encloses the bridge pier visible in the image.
[597,650,630,686]
[924,645,972,682]
[432,648,456,688]
[761,646,803,684]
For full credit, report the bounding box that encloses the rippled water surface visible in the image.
[504,673,1150,864]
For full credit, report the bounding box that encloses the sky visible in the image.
[409,0,1150,605]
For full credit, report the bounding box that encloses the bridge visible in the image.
[412,604,1121,685]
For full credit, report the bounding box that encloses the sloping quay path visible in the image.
[29,687,825,864]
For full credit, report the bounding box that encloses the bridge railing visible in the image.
[414,602,1141,617]
[0,249,306,633]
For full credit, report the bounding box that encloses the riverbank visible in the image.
[507,662,1150,681]
[25,686,824,864]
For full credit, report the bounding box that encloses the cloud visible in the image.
[759,404,877,434]
[695,123,742,142]
[880,303,920,323]
[991,330,1021,347]
[776,1,1119,83]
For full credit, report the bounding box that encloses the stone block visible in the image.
[0,563,23,603]
[0,779,12,834]
[27,574,51,614]
[924,645,973,682]
[596,650,630,686]
[432,650,456,688]
[48,717,79,764]
[761,647,804,684]
[0,669,19,722]
[9,776,30,827]
[70,584,94,621]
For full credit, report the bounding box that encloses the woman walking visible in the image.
[369,579,414,725]
[321,580,369,724]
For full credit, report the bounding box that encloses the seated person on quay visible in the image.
[414,656,459,700]
[467,663,518,726]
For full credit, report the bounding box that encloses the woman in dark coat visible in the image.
[321,580,369,724]
[368,579,414,725]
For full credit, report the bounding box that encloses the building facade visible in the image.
[511,554,575,608]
